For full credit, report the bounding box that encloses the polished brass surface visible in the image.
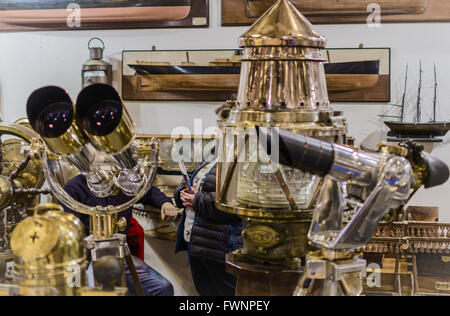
[243,224,283,249]
[241,220,310,266]
[11,214,59,262]
[237,1,330,111]
[0,122,39,141]
[90,213,118,239]
[216,0,346,268]
[239,0,326,47]
[10,204,87,296]
[0,121,48,258]
[0,139,45,190]
[25,86,90,156]
[42,123,88,156]
[226,110,347,135]
[216,201,313,221]
[116,217,127,232]
[13,118,32,129]
[0,177,12,210]
[76,84,135,154]
[238,48,329,111]
[85,112,135,154]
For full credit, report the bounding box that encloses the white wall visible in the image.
[0,4,449,215]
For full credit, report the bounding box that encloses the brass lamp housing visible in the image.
[216,0,347,267]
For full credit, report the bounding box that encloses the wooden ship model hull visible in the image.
[246,0,430,18]
[384,121,450,138]
[128,60,380,93]
[0,0,191,24]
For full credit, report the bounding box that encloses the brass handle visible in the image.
[435,282,450,291]
[116,217,127,232]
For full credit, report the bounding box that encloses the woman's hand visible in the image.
[180,188,198,209]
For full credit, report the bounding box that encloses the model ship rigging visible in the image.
[128,51,381,93]
[0,0,192,24]
[382,63,450,142]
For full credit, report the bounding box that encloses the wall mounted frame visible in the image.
[122,48,391,103]
[222,0,450,26]
[0,0,208,31]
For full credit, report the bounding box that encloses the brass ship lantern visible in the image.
[82,38,113,88]
[216,0,347,268]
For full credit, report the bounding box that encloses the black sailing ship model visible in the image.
[383,62,450,142]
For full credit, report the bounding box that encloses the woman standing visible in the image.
[174,156,242,296]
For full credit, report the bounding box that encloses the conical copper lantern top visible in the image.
[239,0,326,48]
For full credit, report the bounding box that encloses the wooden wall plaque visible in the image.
[222,0,450,26]
[0,0,209,31]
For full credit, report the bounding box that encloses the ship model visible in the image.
[246,0,430,18]
[128,51,381,93]
[0,0,191,24]
[383,63,450,142]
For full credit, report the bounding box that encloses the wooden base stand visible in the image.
[226,252,302,296]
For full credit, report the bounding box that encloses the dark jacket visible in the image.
[174,161,243,263]
[62,174,172,235]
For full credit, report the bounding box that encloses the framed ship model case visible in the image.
[0,0,209,31]
[222,0,450,26]
[122,48,391,102]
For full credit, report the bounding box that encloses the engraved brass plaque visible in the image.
[243,225,283,248]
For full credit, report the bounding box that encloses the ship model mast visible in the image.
[379,65,408,122]
[416,61,423,123]
[432,64,438,123]
[383,62,450,142]
[400,65,408,122]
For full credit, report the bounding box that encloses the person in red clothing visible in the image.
[129,203,179,260]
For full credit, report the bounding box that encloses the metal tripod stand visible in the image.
[86,214,145,296]
[294,250,366,296]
